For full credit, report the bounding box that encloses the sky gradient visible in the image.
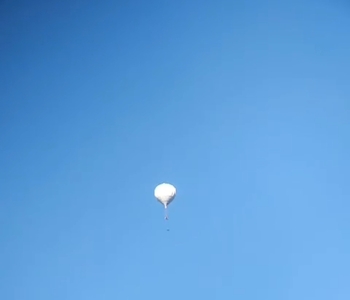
[1,0,350,299]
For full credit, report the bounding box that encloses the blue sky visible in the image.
[1,0,350,299]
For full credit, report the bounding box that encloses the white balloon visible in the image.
[154,183,176,208]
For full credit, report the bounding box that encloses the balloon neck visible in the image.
[164,203,167,209]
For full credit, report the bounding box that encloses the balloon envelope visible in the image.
[154,183,176,207]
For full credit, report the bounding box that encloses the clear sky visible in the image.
[1,0,350,299]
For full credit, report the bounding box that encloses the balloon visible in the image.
[154,183,176,208]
